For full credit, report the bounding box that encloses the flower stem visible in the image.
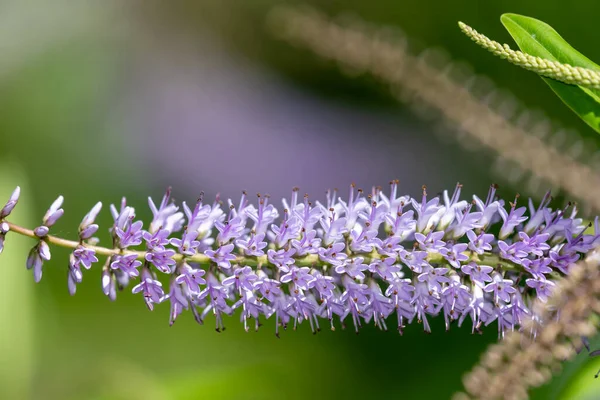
[5,221,519,272]
[6,221,120,257]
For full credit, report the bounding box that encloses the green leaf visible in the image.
[500,13,600,133]
[0,162,35,399]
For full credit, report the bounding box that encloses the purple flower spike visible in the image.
[378,180,408,214]
[132,269,165,311]
[4,182,600,335]
[0,186,20,218]
[319,212,348,246]
[43,195,64,227]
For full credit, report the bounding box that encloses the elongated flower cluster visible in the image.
[458,21,600,89]
[1,183,599,336]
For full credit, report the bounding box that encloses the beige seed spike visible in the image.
[458,21,600,89]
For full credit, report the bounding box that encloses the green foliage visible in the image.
[500,13,600,134]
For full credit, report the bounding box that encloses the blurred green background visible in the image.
[1,1,600,399]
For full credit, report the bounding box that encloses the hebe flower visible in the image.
[1,182,599,337]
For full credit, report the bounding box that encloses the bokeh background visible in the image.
[1,1,600,399]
